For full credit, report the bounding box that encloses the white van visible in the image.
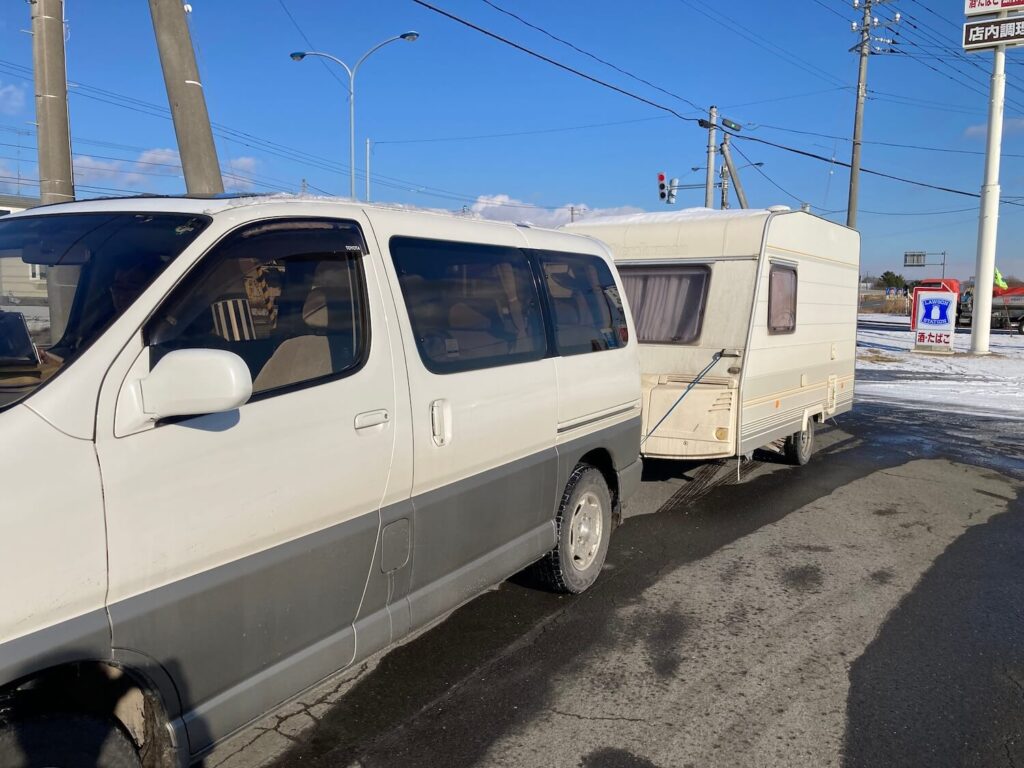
[566,208,858,465]
[0,196,641,766]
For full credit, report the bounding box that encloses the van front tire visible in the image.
[0,714,142,768]
[533,465,612,594]
[784,419,816,466]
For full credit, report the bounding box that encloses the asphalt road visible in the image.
[207,401,1024,768]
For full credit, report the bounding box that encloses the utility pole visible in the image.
[847,0,899,228]
[847,0,872,229]
[705,106,717,208]
[720,135,749,209]
[971,12,1006,355]
[30,0,73,206]
[30,0,75,341]
[720,161,730,210]
[148,0,223,195]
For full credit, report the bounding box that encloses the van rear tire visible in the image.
[783,419,816,466]
[0,714,142,768]
[532,465,612,594]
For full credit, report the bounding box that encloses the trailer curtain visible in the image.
[619,265,709,344]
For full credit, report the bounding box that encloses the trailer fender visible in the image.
[801,407,824,433]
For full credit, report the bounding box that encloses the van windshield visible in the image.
[0,212,210,411]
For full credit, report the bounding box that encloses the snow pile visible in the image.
[856,314,1024,419]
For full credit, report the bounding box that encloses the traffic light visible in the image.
[667,178,678,204]
[658,172,668,202]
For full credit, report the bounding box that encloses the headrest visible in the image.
[302,289,328,329]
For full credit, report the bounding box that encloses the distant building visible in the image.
[0,194,46,305]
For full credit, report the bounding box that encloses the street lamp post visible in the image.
[291,31,419,200]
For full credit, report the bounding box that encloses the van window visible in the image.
[390,236,547,374]
[768,264,797,334]
[618,264,709,344]
[537,251,629,355]
[147,219,369,397]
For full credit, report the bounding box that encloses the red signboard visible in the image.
[965,0,1024,16]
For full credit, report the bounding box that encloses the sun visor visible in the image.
[20,240,92,266]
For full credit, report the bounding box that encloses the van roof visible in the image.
[0,193,527,224]
[0,193,595,245]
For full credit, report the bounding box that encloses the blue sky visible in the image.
[1,0,1023,280]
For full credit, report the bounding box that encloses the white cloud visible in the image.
[73,147,182,190]
[964,117,1024,138]
[470,194,643,228]
[223,156,260,191]
[0,81,26,116]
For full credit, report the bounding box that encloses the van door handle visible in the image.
[354,409,390,431]
[430,399,451,447]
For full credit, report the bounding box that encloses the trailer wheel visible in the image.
[531,464,612,594]
[783,419,816,466]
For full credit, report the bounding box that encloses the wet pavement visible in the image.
[207,400,1024,768]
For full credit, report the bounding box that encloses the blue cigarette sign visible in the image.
[919,298,953,326]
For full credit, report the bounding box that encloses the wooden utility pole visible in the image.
[148,0,223,195]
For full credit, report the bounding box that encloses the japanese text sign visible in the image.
[964,16,1024,49]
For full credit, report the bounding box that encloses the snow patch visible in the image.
[856,314,1024,419]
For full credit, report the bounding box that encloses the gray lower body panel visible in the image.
[0,609,110,688]
[617,458,644,518]
[104,415,641,761]
[109,510,379,753]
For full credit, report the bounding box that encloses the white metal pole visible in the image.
[366,138,371,201]
[705,106,717,209]
[349,73,356,200]
[971,26,1006,355]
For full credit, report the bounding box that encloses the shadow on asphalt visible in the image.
[266,403,1022,768]
[844,489,1024,768]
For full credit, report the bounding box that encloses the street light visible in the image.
[290,31,419,200]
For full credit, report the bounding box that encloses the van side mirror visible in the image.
[140,348,252,421]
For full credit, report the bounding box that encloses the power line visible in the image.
[415,2,1023,206]
[274,0,347,89]
[729,130,1024,204]
[729,142,805,206]
[410,1,702,124]
[745,124,1024,158]
[673,0,847,88]
[376,115,668,145]
[809,0,852,21]
[478,0,704,112]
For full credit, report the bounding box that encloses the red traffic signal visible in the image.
[658,172,668,201]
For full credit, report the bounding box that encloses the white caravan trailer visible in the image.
[566,208,859,465]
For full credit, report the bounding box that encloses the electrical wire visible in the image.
[375,115,668,145]
[672,0,847,88]
[275,0,348,90]
[415,1,1021,206]
[729,142,805,205]
[478,0,704,112]
[409,1,702,124]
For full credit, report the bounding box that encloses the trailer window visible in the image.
[536,251,629,355]
[768,264,797,334]
[618,264,709,344]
